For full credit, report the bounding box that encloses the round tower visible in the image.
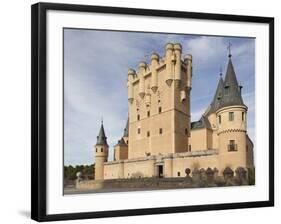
[94,121,108,180]
[217,54,248,173]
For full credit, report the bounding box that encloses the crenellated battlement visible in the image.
[127,43,192,104]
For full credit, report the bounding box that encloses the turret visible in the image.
[94,121,109,180]
[127,69,135,104]
[174,43,182,88]
[184,54,192,90]
[217,53,248,173]
[138,62,146,98]
[151,53,159,93]
[165,43,174,86]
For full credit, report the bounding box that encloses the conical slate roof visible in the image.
[123,118,129,137]
[206,76,224,116]
[115,138,127,147]
[96,122,108,146]
[217,58,245,110]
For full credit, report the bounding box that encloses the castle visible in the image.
[94,43,254,180]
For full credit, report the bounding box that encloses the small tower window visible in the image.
[101,148,103,152]
[228,140,237,151]
[137,128,141,134]
[229,112,234,121]
[218,115,222,124]
[224,86,230,95]
[147,131,150,137]
[188,145,191,152]
[242,112,245,121]
[159,128,163,134]
[96,148,98,152]
[185,128,188,135]
[126,140,128,144]
[158,107,162,113]
[137,114,140,121]
[177,172,181,177]
[147,111,150,117]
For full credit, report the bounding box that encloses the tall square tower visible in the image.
[127,43,193,159]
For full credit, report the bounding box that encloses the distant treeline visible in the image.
[64,164,95,180]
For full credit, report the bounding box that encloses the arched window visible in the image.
[137,114,140,121]
[101,148,103,152]
[158,107,162,113]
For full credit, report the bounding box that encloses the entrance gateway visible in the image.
[156,164,164,178]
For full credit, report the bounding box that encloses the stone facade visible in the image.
[92,42,254,183]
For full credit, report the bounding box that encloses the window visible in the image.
[137,128,140,134]
[185,128,188,135]
[218,115,221,124]
[159,128,163,134]
[101,148,103,152]
[188,145,191,152]
[158,107,162,113]
[177,172,181,177]
[126,140,128,144]
[96,148,98,152]
[229,112,234,121]
[147,131,150,137]
[242,112,245,121]
[224,86,230,95]
[228,140,237,151]
[147,111,150,117]
[137,114,140,121]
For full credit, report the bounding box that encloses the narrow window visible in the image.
[229,112,234,121]
[137,114,140,121]
[185,128,188,135]
[126,140,128,144]
[224,86,230,95]
[96,148,98,152]
[147,111,150,117]
[189,145,191,152]
[228,140,237,151]
[177,172,181,177]
[158,107,162,113]
[101,148,103,152]
[137,128,140,134]
[147,131,150,137]
[242,112,245,121]
[218,115,221,124]
[159,128,163,134]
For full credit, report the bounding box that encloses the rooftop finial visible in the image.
[101,116,103,124]
[227,42,232,58]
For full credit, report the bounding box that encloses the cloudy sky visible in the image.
[64,28,255,166]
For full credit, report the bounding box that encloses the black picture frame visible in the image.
[31,2,274,222]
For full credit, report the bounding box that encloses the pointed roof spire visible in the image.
[218,53,245,110]
[96,120,108,146]
[227,42,232,58]
[206,73,224,115]
[123,118,129,137]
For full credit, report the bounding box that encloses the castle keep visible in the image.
[94,43,254,180]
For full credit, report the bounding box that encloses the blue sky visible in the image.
[64,29,255,166]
